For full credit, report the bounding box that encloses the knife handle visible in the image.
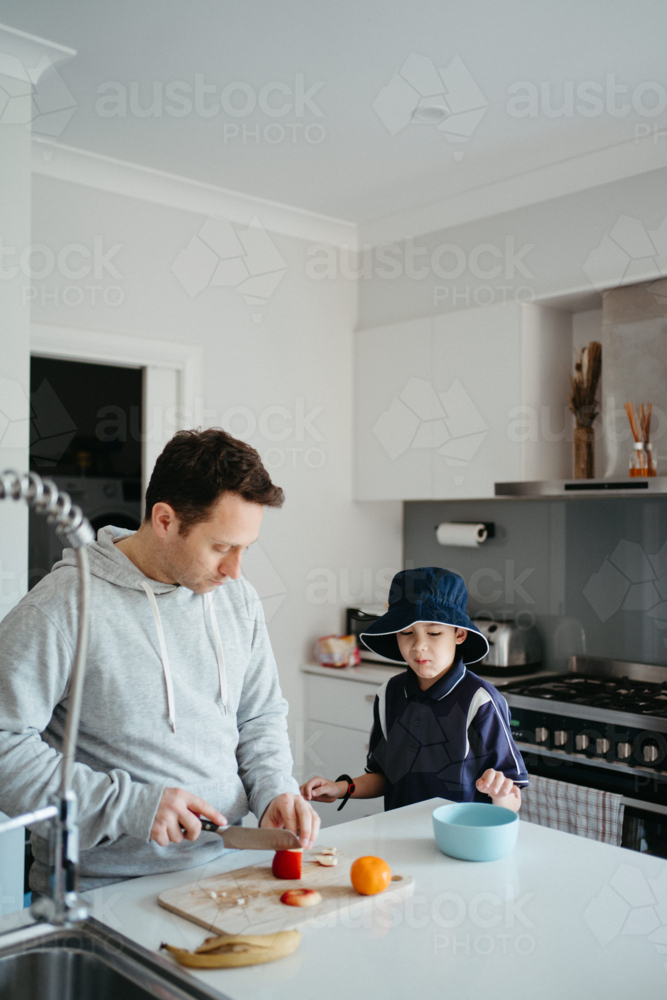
[199,818,222,832]
[178,817,224,834]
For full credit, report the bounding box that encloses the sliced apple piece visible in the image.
[280,888,322,908]
[314,854,338,866]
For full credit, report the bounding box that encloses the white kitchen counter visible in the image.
[301,661,404,684]
[64,799,667,1000]
[300,662,556,688]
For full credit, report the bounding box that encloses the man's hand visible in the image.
[300,776,344,803]
[260,793,321,849]
[475,769,521,812]
[150,787,226,846]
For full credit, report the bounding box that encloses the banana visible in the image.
[196,932,289,953]
[161,929,301,968]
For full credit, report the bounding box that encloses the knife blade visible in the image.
[188,819,303,850]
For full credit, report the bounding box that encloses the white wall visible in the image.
[0,124,31,624]
[0,119,36,920]
[357,165,667,330]
[29,174,402,778]
[0,23,80,916]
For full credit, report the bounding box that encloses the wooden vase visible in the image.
[574,425,595,479]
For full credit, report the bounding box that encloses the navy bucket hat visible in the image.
[360,567,489,666]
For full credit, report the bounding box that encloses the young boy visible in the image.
[301,567,528,814]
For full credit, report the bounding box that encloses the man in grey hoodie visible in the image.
[0,428,319,893]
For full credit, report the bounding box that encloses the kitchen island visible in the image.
[70,798,666,1000]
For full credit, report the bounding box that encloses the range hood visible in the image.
[495,477,667,497]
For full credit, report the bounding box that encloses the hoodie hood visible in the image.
[57,526,223,733]
[55,525,178,594]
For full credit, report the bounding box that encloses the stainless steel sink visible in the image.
[0,917,228,1000]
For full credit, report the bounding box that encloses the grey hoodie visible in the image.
[0,526,299,893]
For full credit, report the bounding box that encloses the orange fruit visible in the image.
[350,856,391,896]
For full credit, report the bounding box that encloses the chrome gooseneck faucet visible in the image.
[0,471,94,925]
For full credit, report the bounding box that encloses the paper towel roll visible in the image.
[436,522,488,548]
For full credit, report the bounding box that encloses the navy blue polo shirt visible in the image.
[365,654,528,811]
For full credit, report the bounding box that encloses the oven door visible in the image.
[518,744,667,859]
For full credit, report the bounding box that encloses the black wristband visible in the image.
[335,774,356,811]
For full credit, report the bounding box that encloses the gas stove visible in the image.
[504,657,667,730]
[502,656,667,857]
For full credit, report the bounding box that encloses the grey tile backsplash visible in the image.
[404,498,667,672]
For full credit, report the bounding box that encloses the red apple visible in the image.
[271,848,303,880]
[280,889,322,908]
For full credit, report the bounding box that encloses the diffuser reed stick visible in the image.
[625,402,655,476]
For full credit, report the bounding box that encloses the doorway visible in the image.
[26,323,202,583]
[28,356,143,588]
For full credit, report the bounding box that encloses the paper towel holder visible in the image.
[434,521,495,545]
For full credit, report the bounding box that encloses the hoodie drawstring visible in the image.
[140,584,229,730]
[141,582,177,732]
[205,592,228,715]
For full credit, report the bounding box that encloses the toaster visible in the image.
[471,619,542,677]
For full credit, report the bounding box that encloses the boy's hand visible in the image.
[476,769,518,801]
[300,776,344,803]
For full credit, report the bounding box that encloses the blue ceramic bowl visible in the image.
[432,803,519,862]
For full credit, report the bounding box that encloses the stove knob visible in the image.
[595,738,611,754]
[575,734,589,751]
[644,743,659,763]
[554,730,569,746]
[617,742,632,759]
[535,727,549,744]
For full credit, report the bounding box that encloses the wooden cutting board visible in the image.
[158,850,414,936]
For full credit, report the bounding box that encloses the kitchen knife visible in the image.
[182,819,303,850]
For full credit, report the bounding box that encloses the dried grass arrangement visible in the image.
[568,341,602,479]
[568,341,602,428]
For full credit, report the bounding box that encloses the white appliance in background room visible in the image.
[345,607,404,665]
[28,477,142,586]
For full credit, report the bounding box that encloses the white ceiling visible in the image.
[5,0,667,228]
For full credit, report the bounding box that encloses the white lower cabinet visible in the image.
[305,674,378,732]
[304,720,384,828]
[302,667,403,828]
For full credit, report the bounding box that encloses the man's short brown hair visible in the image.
[145,428,284,532]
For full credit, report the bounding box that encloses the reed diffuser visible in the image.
[624,402,656,477]
[568,341,602,479]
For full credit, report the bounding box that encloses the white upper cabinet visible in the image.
[431,303,522,499]
[354,316,434,499]
[354,302,571,500]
